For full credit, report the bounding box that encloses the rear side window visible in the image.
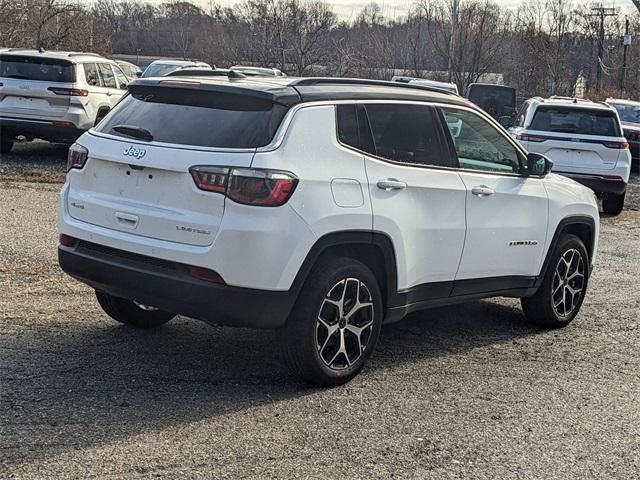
[0,55,75,82]
[336,104,359,149]
[83,63,101,86]
[98,64,117,88]
[363,104,450,167]
[530,106,621,137]
[96,85,289,149]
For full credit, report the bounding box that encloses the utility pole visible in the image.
[447,0,459,83]
[588,4,617,91]
[620,16,631,96]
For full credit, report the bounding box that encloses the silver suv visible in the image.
[0,49,129,153]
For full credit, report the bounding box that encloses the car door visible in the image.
[357,102,467,300]
[97,63,122,109]
[439,106,549,291]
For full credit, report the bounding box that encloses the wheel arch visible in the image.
[290,231,398,311]
[536,215,596,288]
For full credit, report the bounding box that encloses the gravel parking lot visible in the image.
[1,143,639,479]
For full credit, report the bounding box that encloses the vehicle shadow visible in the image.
[1,299,540,466]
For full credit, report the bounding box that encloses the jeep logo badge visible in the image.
[123,146,146,159]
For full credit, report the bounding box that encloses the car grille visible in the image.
[76,241,177,271]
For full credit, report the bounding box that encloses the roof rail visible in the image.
[67,52,104,58]
[290,77,458,96]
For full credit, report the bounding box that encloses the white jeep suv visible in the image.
[509,96,631,215]
[0,49,129,153]
[58,77,600,385]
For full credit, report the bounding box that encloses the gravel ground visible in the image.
[1,143,639,479]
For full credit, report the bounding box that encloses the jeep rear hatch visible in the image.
[0,55,76,118]
[67,81,297,247]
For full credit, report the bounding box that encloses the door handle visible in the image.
[471,185,495,197]
[377,178,407,191]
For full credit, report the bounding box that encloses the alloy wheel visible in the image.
[315,278,375,370]
[552,248,585,318]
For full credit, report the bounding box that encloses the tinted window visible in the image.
[0,55,75,82]
[97,85,289,148]
[530,106,621,136]
[98,63,117,88]
[467,85,516,117]
[364,104,449,166]
[609,102,640,125]
[337,104,359,149]
[441,107,521,174]
[83,63,101,87]
[113,66,128,89]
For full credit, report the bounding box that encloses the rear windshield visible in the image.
[608,102,640,125]
[96,85,289,148]
[530,106,621,137]
[467,85,515,107]
[141,64,184,78]
[0,55,75,82]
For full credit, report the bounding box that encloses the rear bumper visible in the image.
[556,171,627,195]
[0,116,84,143]
[58,241,296,329]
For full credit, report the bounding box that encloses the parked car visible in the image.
[230,65,286,77]
[0,49,130,153]
[140,60,211,78]
[466,83,517,120]
[58,77,599,385]
[409,79,459,95]
[509,96,631,215]
[605,98,640,172]
[115,60,142,80]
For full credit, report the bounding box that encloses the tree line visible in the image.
[1,0,639,99]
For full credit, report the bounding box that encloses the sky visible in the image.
[202,0,636,21]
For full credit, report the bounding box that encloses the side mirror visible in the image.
[527,152,553,176]
[135,71,142,78]
[498,115,513,128]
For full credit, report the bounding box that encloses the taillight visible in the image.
[189,166,298,207]
[602,140,629,149]
[67,143,88,172]
[190,166,228,193]
[48,87,89,97]
[517,133,547,142]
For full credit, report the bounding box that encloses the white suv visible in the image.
[0,49,129,153]
[58,77,600,385]
[509,96,631,215]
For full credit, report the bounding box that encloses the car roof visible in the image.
[606,98,640,106]
[0,49,110,63]
[148,59,208,66]
[131,76,474,108]
[531,96,614,111]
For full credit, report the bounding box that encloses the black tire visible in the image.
[521,234,589,328]
[95,291,175,329]
[277,256,383,386]
[1,137,13,154]
[602,192,625,216]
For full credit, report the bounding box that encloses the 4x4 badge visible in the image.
[123,146,146,159]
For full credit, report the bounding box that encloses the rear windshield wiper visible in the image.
[111,124,154,142]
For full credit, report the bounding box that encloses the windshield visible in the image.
[609,103,640,125]
[530,106,621,136]
[0,55,75,82]
[141,64,184,78]
[96,85,289,148]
